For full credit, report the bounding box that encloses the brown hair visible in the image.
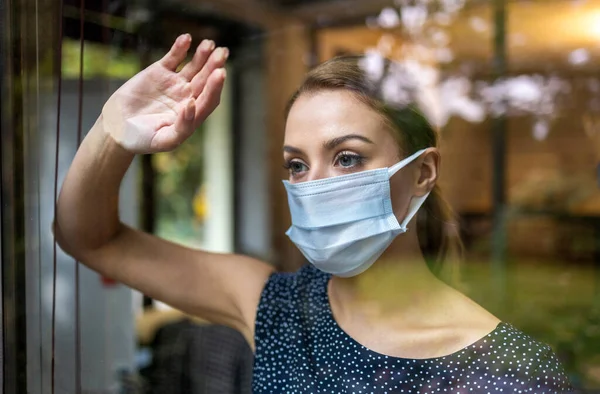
[286,56,463,281]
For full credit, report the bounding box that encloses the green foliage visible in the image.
[153,126,205,248]
[62,38,140,79]
[461,261,600,388]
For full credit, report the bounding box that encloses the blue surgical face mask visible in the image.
[283,149,430,277]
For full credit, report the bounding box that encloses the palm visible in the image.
[112,65,190,134]
[102,35,227,153]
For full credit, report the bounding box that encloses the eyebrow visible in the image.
[283,145,305,155]
[282,134,374,155]
[323,134,374,150]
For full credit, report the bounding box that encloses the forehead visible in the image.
[284,90,393,145]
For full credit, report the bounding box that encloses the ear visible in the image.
[414,148,439,197]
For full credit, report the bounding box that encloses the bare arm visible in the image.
[54,35,274,347]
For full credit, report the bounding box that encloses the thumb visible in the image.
[151,99,196,152]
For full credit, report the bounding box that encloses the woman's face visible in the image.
[283,89,423,221]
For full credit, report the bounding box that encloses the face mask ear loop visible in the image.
[388,148,429,178]
[400,192,430,229]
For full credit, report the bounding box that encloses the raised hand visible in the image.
[102,34,228,154]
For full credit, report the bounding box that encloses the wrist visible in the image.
[90,115,137,162]
[96,113,136,156]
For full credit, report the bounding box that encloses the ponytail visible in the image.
[417,184,463,285]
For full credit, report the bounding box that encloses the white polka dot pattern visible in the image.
[252,265,573,393]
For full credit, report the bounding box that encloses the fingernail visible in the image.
[179,34,191,44]
[199,40,210,51]
[223,48,230,59]
[217,48,228,61]
[209,40,215,50]
[214,48,223,59]
[176,34,187,45]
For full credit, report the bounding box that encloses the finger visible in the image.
[195,68,226,124]
[179,39,215,81]
[190,47,229,97]
[159,34,192,71]
[151,99,196,152]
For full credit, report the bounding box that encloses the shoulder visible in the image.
[256,264,329,317]
[522,341,573,393]
[487,323,558,360]
[254,265,330,350]
[479,323,573,392]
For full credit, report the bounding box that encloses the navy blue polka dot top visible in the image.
[253,265,573,393]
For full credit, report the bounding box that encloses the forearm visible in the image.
[55,115,135,259]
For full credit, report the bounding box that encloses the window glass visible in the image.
[2,0,600,392]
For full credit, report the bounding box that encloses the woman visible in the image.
[56,34,572,393]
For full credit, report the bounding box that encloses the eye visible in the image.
[283,160,308,176]
[335,152,364,169]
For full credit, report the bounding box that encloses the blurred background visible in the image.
[2,0,600,392]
